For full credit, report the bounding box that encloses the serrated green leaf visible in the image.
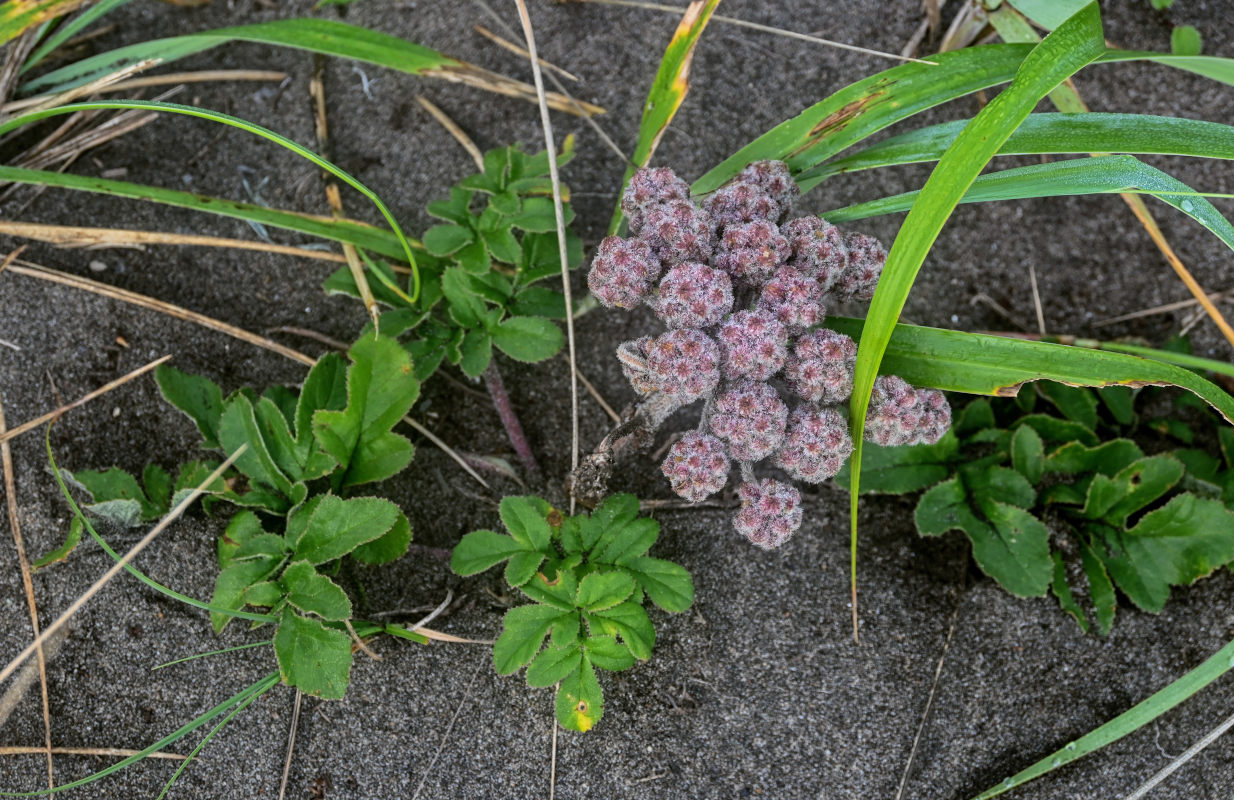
[1038,382,1099,432]
[592,518,659,565]
[493,604,569,674]
[273,609,352,700]
[218,510,266,568]
[450,529,531,575]
[591,601,654,660]
[455,239,492,275]
[426,187,475,224]
[510,197,575,233]
[1051,552,1089,633]
[1044,439,1144,477]
[508,286,568,319]
[555,657,603,732]
[351,510,412,565]
[1087,455,1184,526]
[172,459,226,509]
[518,561,579,610]
[1079,536,1117,635]
[254,396,304,482]
[1098,386,1136,425]
[242,580,284,608]
[282,560,352,621]
[482,226,522,263]
[526,642,583,687]
[585,634,637,672]
[423,223,474,256]
[211,555,281,633]
[296,352,347,442]
[956,399,996,435]
[499,496,553,552]
[1011,425,1045,485]
[1171,25,1202,57]
[219,395,293,497]
[440,266,485,329]
[551,612,580,648]
[1015,414,1099,446]
[834,431,958,494]
[142,464,172,515]
[67,467,152,525]
[459,328,493,379]
[575,571,636,612]
[619,557,694,612]
[155,364,225,449]
[491,316,564,362]
[506,550,547,587]
[312,335,419,489]
[294,495,400,565]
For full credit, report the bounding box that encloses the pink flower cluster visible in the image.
[590,161,950,548]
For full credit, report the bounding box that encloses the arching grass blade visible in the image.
[21,0,133,71]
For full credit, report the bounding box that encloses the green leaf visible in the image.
[423,224,474,256]
[155,364,225,449]
[482,227,522,264]
[441,266,486,329]
[592,517,659,565]
[254,396,304,482]
[351,510,412,565]
[491,316,564,362]
[493,604,569,674]
[1093,494,1234,612]
[66,467,150,525]
[459,328,493,379]
[584,635,637,672]
[555,657,603,732]
[575,571,636,612]
[1083,455,1184,526]
[1037,383,1099,431]
[312,335,420,489]
[509,197,574,233]
[1010,425,1045,485]
[281,561,353,621]
[1098,386,1136,425]
[526,642,583,687]
[506,550,548,588]
[172,459,226,509]
[1080,537,1117,635]
[218,395,293,497]
[218,510,266,568]
[142,464,172,515]
[426,187,475,225]
[242,581,284,608]
[825,317,1234,425]
[834,431,958,494]
[33,517,84,569]
[509,286,568,319]
[619,557,694,613]
[450,529,532,575]
[211,556,281,633]
[296,353,348,442]
[591,601,654,660]
[1044,439,1143,476]
[915,476,1052,597]
[499,496,554,552]
[273,609,352,700]
[293,495,401,565]
[1051,552,1089,633]
[1015,415,1098,447]
[1171,25,1202,56]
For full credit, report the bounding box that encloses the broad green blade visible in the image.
[0,0,89,48]
[21,0,133,71]
[824,156,1234,261]
[826,318,1234,423]
[844,2,1107,630]
[0,165,407,258]
[809,113,1234,182]
[608,0,720,234]
[969,636,1234,799]
[19,17,599,118]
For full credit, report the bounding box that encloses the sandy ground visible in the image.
[2,0,1234,798]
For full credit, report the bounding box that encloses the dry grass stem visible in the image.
[573,363,621,423]
[474,25,581,82]
[0,451,244,690]
[344,619,383,661]
[0,746,186,761]
[970,292,1032,332]
[0,354,172,444]
[3,70,286,114]
[15,59,159,118]
[1123,707,1234,800]
[265,326,352,352]
[408,590,454,632]
[415,95,485,170]
[1092,289,1233,327]
[0,397,54,788]
[277,690,303,800]
[1028,264,1046,336]
[429,62,604,117]
[0,627,66,732]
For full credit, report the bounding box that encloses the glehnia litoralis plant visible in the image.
[585,161,951,546]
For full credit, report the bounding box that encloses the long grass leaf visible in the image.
[809,113,1234,182]
[0,98,419,298]
[0,0,90,48]
[18,18,601,116]
[825,317,1234,422]
[968,637,1234,799]
[0,672,279,797]
[21,0,133,71]
[608,0,720,234]
[845,3,1106,638]
[824,156,1234,261]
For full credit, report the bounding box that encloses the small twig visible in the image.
[1029,263,1046,336]
[410,661,483,800]
[265,326,351,352]
[277,690,302,800]
[4,70,286,115]
[0,451,244,689]
[415,95,485,170]
[970,292,1032,332]
[0,746,185,761]
[550,712,559,800]
[573,362,621,423]
[1093,289,1233,328]
[0,354,172,444]
[408,590,454,632]
[638,497,733,511]
[1123,707,1234,800]
[474,24,581,82]
[483,360,541,476]
[345,619,383,661]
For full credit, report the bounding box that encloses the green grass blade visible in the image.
[608,0,720,234]
[968,636,1234,799]
[0,0,90,48]
[151,640,273,671]
[0,672,279,797]
[21,0,133,71]
[0,99,419,298]
[844,2,1106,635]
[0,165,408,258]
[823,156,1234,260]
[825,318,1234,423]
[810,113,1234,181]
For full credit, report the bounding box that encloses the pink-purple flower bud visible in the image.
[757,266,825,332]
[653,262,733,329]
[716,310,788,381]
[703,180,781,233]
[661,431,731,502]
[773,405,853,483]
[784,329,857,405]
[638,200,714,266]
[714,220,790,285]
[864,375,951,447]
[737,160,799,213]
[835,232,886,302]
[733,479,802,549]
[709,380,788,462]
[646,329,721,402]
[781,216,846,291]
[588,236,662,309]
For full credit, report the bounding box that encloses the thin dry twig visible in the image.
[415,95,485,170]
[345,619,383,662]
[0,354,172,444]
[0,452,243,690]
[0,396,54,788]
[2,70,287,115]
[0,628,66,732]
[573,363,620,423]
[1123,707,1234,800]
[408,590,454,632]
[474,24,581,82]
[1093,289,1233,328]
[0,746,186,761]
[970,292,1032,332]
[1028,263,1046,336]
[277,690,302,800]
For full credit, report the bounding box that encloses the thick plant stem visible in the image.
[484,360,541,477]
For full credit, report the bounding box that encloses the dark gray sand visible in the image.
[2,1,1234,797]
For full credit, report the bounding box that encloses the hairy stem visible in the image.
[484,360,540,477]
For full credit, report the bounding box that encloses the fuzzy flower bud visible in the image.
[638,200,714,266]
[716,310,788,381]
[781,216,846,291]
[784,329,857,405]
[737,160,799,213]
[653,262,733,329]
[733,479,802,549]
[773,405,853,483]
[758,266,825,332]
[709,380,788,462]
[588,236,662,309]
[714,220,790,285]
[703,180,781,233]
[661,431,731,502]
[836,232,886,301]
[646,329,721,402]
[617,336,657,396]
[865,375,951,447]
[623,167,692,234]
